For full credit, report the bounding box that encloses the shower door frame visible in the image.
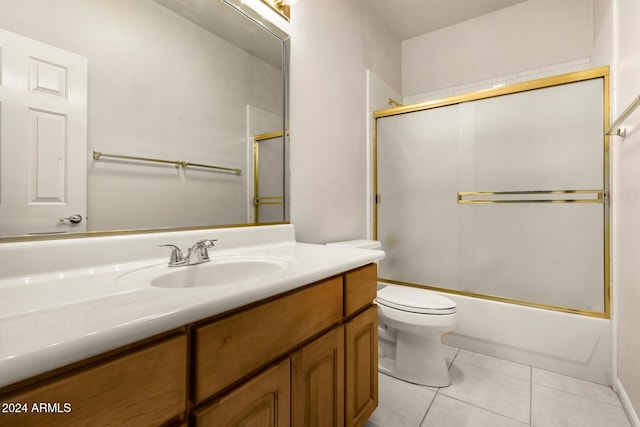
[372,66,611,319]
[253,130,286,223]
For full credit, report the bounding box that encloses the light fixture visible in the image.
[260,0,297,21]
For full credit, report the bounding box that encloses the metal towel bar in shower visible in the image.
[457,190,604,204]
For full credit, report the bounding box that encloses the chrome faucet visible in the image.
[159,239,217,267]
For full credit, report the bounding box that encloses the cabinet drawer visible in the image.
[0,334,187,427]
[344,264,377,317]
[192,359,290,427]
[193,277,343,402]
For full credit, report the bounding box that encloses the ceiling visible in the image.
[366,0,528,40]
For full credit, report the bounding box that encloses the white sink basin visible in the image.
[118,254,296,289]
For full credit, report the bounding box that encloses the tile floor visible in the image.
[367,346,631,427]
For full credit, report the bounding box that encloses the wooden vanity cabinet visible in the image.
[191,263,377,427]
[0,263,378,427]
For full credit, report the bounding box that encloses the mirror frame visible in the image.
[0,0,290,244]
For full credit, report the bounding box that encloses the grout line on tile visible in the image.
[451,358,532,385]
[535,382,625,409]
[420,388,439,426]
[443,394,531,426]
[419,346,457,425]
[530,366,533,426]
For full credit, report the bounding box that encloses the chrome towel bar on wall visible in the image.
[92,151,242,175]
[606,94,640,137]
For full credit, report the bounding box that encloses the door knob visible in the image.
[59,214,83,224]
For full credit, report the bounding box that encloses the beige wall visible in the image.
[288,0,401,243]
[613,0,640,421]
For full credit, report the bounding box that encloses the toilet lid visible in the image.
[376,285,457,315]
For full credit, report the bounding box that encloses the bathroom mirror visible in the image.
[0,0,289,240]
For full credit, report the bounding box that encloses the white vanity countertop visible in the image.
[0,225,384,388]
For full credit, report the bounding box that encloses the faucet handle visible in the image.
[193,239,217,262]
[196,239,217,248]
[159,244,185,265]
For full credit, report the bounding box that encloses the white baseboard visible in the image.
[617,378,640,427]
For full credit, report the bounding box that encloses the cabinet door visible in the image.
[0,334,186,427]
[291,326,345,427]
[345,306,378,426]
[192,359,290,427]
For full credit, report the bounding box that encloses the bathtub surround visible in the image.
[440,292,612,386]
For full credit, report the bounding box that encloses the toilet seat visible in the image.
[376,285,457,315]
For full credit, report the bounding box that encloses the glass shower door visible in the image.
[253,131,284,223]
[375,73,607,316]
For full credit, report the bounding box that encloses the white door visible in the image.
[0,27,87,237]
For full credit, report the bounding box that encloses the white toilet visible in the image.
[327,240,458,387]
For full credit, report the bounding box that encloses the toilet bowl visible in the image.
[326,240,458,387]
[376,284,457,386]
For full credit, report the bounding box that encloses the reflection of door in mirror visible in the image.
[0,28,87,237]
[247,106,284,223]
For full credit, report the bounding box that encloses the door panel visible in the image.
[0,27,87,236]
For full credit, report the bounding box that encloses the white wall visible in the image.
[0,0,282,231]
[612,0,640,422]
[367,70,402,239]
[288,0,401,243]
[402,0,596,96]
